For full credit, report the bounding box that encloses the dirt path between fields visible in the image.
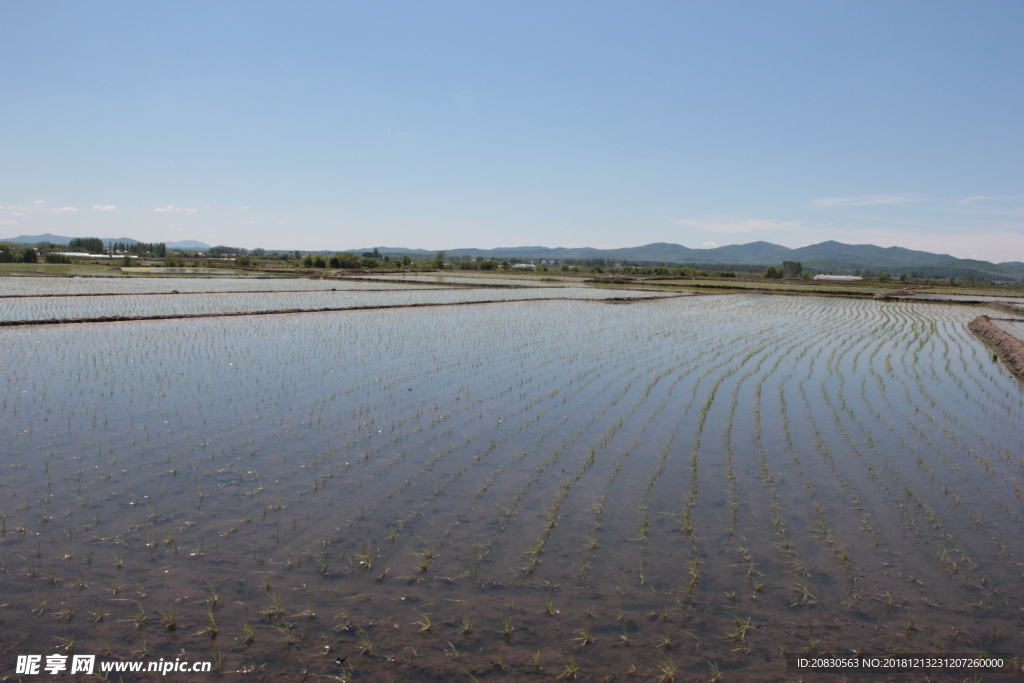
[969,314,1024,382]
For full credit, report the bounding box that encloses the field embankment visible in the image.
[969,314,1024,381]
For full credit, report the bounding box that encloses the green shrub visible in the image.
[329,252,360,268]
[46,252,73,264]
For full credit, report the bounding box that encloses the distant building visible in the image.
[512,263,536,269]
[813,274,862,281]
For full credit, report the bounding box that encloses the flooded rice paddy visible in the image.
[0,277,438,298]
[0,287,667,324]
[354,274,579,288]
[1,285,1022,681]
[992,320,1024,344]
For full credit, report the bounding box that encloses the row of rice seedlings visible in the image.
[2,305,614,647]
[472,330,697,582]
[810,307,1015,633]
[516,393,647,578]
[762,303,933,647]
[325,307,614,505]
[323,326,618,575]
[457,303,722,588]
[616,309,797,651]
[739,346,821,612]
[525,304,765,589]
[451,343,666,581]
[334,304,680,581]
[834,313,1013,580]
[667,328,790,603]
[890,318,1024,516]
[848,309,1024,643]
[0,301,864,659]
[574,357,705,585]
[775,388,860,587]
[865,385,1022,576]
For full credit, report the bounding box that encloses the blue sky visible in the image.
[2,2,1022,261]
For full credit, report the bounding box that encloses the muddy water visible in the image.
[1,295,1021,681]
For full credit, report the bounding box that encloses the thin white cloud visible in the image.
[961,195,1019,205]
[700,241,720,248]
[1,202,77,213]
[92,204,117,212]
[812,194,918,208]
[955,196,1024,217]
[154,205,199,215]
[670,217,802,234]
[0,219,17,226]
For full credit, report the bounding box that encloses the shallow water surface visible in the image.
[1,296,1021,681]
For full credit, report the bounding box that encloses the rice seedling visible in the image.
[56,595,73,620]
[163,609,176,631]
[416,612,432,633]
[207,583,219,607]
[199,606,217,638]
[275,621,296,646]
[54,634,74,653]
[500,614,513,640]
[726,615,753,644]
[130,602,147,632]
[357,628,373,656]
[262,593,284,620]
[656,658,676,683]
[558,653,579,680]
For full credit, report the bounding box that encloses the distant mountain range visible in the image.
[357,240,1024,281]
[163,240,212,250]
[1,233,211,251]
[4,232,1021,281]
